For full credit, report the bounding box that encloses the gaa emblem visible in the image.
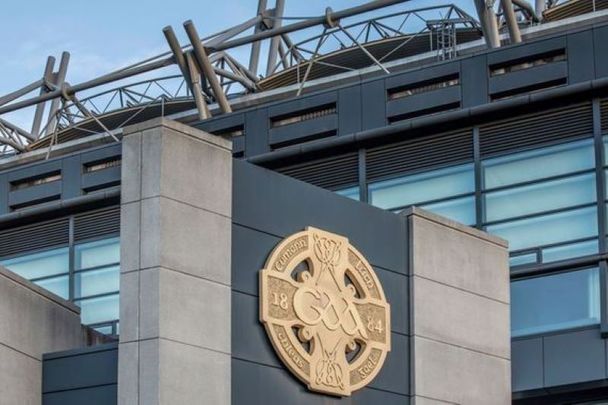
[259,227,391,396]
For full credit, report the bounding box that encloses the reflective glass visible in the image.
[336,186,360,201]
[77,293,119,325]
[35,275,69,299]
[369,164,474,210]
[93,325,113,335]
[74,265,120,299]
[420,196,476,225]
[75,237,119,270]
[509,253,537,267]
[487,207,598,251]
[482,139,594,189]
[511,268,600,337]
[542,240,598,263]
[1,247,69,280]
[484,174,596,222]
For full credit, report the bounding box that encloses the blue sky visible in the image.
[0,0,476,126]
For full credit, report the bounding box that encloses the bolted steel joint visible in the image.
[323,7,339,29]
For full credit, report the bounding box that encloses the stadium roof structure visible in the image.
[0,0,605,158]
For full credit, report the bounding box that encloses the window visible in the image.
[336,186,360,201]
[2,247,69,299]
[482,139,598,265]
[368,163,475,225]
[73,237,120,330]
[0,236,119,335]
[511,268,600,337]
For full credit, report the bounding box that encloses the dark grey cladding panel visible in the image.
[8,181,61,209]
[460,55,488,107]
[6,160,61,183]
[267,91,337,119]
[338,85,362,136]
[42,343,117,405]
[543,328,607,387]
[374,267,408,335]
[232,358,409,404]
[488,61,567,96]
[512,337,544,392]
[43,385,117,405]
[386,86,461,120]
[232,224,280,296]
[245,108,270,156]
[567,30,595,84]
[42,343,118,393]
[232,159,406,274]
[486,36,566,66]
[595,25,608,79]
[269,114,338,148]
[360,79,386,130]
[385,62,459,90]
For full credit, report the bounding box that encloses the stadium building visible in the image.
[1,0,608,403]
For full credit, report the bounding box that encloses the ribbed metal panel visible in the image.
[0,218,69,258]
[277,153,359,190]
[366,129,473,181]
[479,103,593,157]
[74,206,120,242]
[601,99,608,133]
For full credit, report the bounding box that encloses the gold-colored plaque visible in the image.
[260,227,391,397]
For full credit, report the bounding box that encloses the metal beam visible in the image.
[249,0,268,74]
[45,52,70,135]
[501,0,522,43]
[186,52,210,120]
[0,79,43,107]
[183,20,232,113]
[266,0,286,77]
[31,56,56,138]
[213,0,414,52]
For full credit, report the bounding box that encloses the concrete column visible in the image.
[118,118,232,405]
[404,208,511,405]
[0,267,82,405]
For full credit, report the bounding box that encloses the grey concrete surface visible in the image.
[0,266,82,405]
[119,118,232,405]
[404,207,511,405]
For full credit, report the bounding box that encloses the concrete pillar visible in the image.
[404,208,511,405]
[0,267,82,405]
[118,118,232,405]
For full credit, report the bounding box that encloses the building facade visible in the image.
[2,4,608,404]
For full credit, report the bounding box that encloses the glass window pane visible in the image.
[336,186,360,201]
[542,240,598,263]
[369,164,474,210]
[1,247,69,280]
[35,275,69,299]
[420,196,476,225]
[93,325,113,335]
[510,253,537,267]
[511,268,600,337]
[487,207,598,251]
[482,139,594,189]
[75,237,119,270]
[484,174,596,222]
[74,265,120,299]
[77,294,119,325]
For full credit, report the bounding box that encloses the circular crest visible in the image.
[259,227,391,396]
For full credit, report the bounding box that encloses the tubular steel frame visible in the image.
[0,0,585,157]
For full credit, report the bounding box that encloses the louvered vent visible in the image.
[479,103,593,157]
[0,218,69,258]
[601,99,608,134]
[276,153,359,190]
[366,129,473,181]
[74,206,120,242]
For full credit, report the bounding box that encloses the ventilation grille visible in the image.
[601,99,608,134]
[276,153,359,190]
[74,206,120,242]
[270,103,337,128]
[479,103,593,157]
[387,74,460,100]
[0,218,69,258]
[367,129,473,181]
